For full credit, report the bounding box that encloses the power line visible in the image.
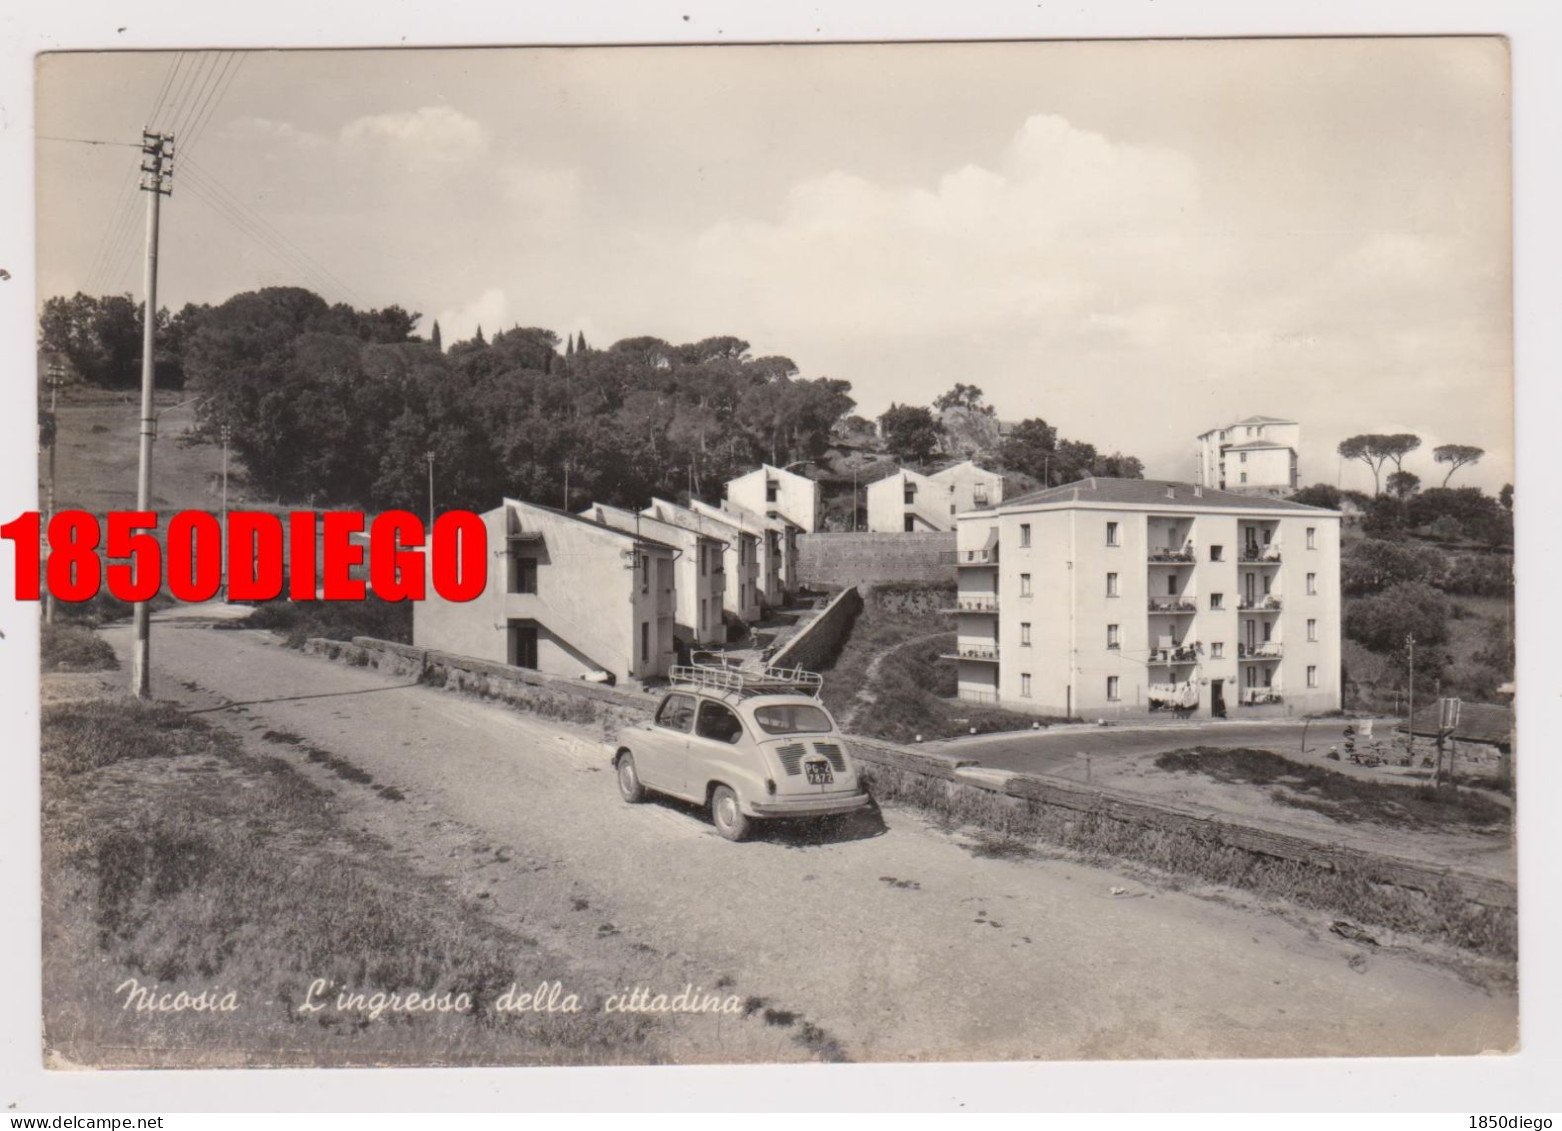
[168,53,220,142]
[37,135,141,147]
[181,53,244,158]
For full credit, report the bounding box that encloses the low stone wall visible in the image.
[795,531,955,589]
[768,585,863,671]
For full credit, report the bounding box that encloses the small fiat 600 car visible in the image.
[609,663,872,840]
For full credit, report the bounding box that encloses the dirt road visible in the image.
[99,609,1516,1063]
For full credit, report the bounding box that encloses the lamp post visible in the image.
[43,362,64,624]
[425,450,436,529]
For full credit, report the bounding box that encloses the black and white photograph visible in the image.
[4,7,1556,1112]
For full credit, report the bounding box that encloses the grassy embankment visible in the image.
[42,698,658,1067]
[818,582,1069,742]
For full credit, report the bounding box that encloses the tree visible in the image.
[430,320,443,353]
[998,417,1060,483]
[1499,483,1513,511]
[1341,538,1443,596]
[1386,470,1421,499]
[1291,483,1341,509]
[1337,433,1420,494]
[933,383,991,414]
[1433,443,1484,486]
[878,403,943,464]
[1344,582,1451,652]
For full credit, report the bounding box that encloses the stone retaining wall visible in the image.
[795,531,955,589]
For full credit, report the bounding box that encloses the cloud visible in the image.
[224,116,326,149]
[434,287,510,345]
[340,105,488,162]
[500,165,581,231]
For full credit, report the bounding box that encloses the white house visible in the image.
[866,459,1004,532]
[581,502,726,647]
[642,498,763,623]
[1196,415,1301,495]
[945,478,1341,720]
[691,497,786,609]
[725,463,822,533]
[414,497,677,685]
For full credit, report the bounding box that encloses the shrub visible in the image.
[1345,582,1451,651]
[1438,553,1513,598]
[241,595,413,647]
[41,623,119,672]
[1341,539,1444,597]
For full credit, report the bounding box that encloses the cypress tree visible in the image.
[430,320,443,353]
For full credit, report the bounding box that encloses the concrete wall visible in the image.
[795,531,956,590]
[768,585,864,672]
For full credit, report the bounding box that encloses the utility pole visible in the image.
[44,361,63,624]
[425,450,436,529]
[1405,632,1416,770]
[220,424,232,522]
[131,129,172,700]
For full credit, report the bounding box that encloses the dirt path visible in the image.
[837,629,953,732]
[95,610,1516,1063]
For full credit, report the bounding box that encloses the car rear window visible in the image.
[752,703,834,736]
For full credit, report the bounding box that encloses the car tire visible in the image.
[709,784,752,841]
[616,751,647,803]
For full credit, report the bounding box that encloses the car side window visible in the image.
[655,694,696,732]
[695,700,745,745]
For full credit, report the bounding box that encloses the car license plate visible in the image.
[806,762,834,785]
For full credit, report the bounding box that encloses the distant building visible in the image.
[725,463,822,533]
[580,502,726,647]
[690,497,787,609]
[1196,416,1301,495]
[866,459,1004,532]
[642,498,763,623]
[414,497,676,685]
[945,478,1342,720]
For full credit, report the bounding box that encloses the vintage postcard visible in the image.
[27,36,1516,1072]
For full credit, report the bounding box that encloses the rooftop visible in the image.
[988,477,1335,513]
[1223,439,1293,451]
[508,497,678,552]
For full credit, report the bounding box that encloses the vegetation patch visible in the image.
[1155,747,1510,831]
[239,596,413,648]
[42,698,658,1067]
[42,622,120,672]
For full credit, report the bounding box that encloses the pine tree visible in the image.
[430,320,443,353]
[576,331,587,353]
[566,334,575,358]
[474,324,485,345]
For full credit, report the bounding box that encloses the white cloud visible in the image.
[340,105,488,162]
[435,287,510,345]
[500,166,581,231]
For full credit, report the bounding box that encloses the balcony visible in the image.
[1237,595,1283,612]
[1148,596,1198,613]
[943,643,999,662]
[1238,642,1283,660]
[1239,688,1284,706]
[955,547,1000,566]
[1239,547,1282,564]
[945,596,1000,614]
[1148,549,1196,564]
[1148,642,1201,665]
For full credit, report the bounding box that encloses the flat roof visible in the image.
[982,477,1336,514]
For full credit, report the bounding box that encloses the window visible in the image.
[641,554,650,593]
[1107,624,1120,650]
[904,483,917,505]
[1020,573,1033,597]
[1307,527,1317,549]
[904,516,916,532]
[1306,572,1317,595]
[640,621,650,662]
[752,703,832,735]
[1211,642,1224,658]
[1263,620,1273,643]
[1210,592,1224,610]
[1020,673,1032,698]
[1240,472,1248,484]
[1019,523,1031,548]
[512,556,538,594]
[695,700,745,744]
[1167,575,1178,596]
[1246,666,1258,688]
[765,485,777,503]
[1308,618,1318,642]
[1106,572,1119,597]
[1106,521,1120,546]
[1210,544,1224,562]
[699,547,708,577]
[655,693,697,732]
[1240,452,1248,463]
[950,504,957,515]
[1020,622,1032,646]
[1307,665,1319,688]
[1107,676,1120,701]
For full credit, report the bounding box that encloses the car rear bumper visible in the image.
[749,792,873,818]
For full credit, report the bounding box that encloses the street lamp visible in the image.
[43,362,64,624]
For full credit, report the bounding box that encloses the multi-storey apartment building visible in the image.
[725,463,822,533]
[865,459,1005,532]
[642,498,763,623]
[1196,415,1301,495]
[581,502,726,647]
[945,478,1341,719]
[690,498,787,609]
[414,497,676,685]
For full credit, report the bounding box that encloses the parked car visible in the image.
[608,663,872,841]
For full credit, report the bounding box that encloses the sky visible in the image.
[34,38,1514,494]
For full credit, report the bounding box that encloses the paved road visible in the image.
[936,720,1359,777]
[101,610,1514,1063]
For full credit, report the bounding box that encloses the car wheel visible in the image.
[616,752,647,803]
[709,784,751,841]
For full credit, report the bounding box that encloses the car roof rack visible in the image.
[670,661,824,699]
